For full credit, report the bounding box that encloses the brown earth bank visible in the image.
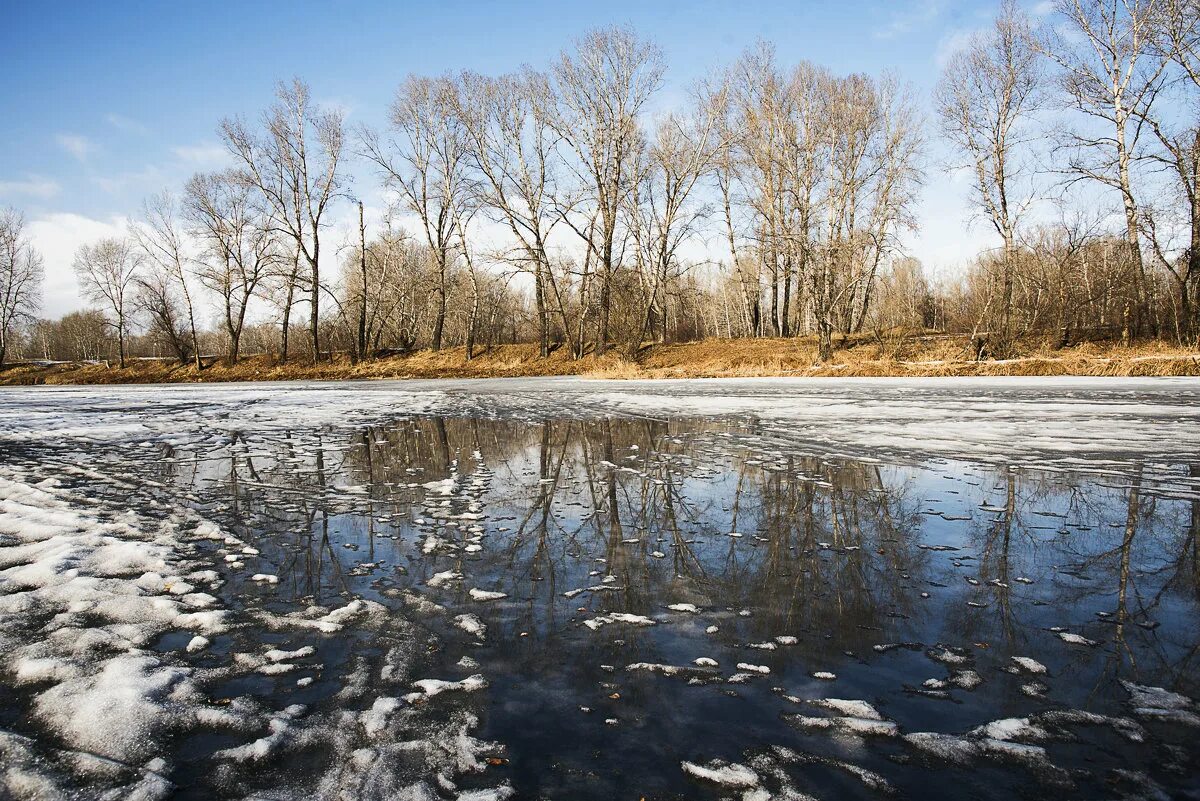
[3,334,1199,386]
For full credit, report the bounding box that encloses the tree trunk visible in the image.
[281,275,295,363]
[1001,234,1014,341]
[117,314,126,368]
[431,254,447,352]
[358,202,368,360]
[597,241,612,356]
[309,248,320,365]
[535,261,549,358]
[769,254,781,337]
[818,319,833,362]
[466,283,479,362]
[187,307,202,371]
[1116,118,1148,338]
[781,257,792,337]
[1189,139,1200,342]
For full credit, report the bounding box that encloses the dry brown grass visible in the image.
[3,334,1197,386]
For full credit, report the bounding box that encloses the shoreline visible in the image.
[3,336,1198,386]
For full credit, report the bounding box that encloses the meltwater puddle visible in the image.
[1,407,1198,801]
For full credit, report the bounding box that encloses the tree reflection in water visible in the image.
[177,414,1199,801]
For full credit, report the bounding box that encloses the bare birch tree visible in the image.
[132,192,203,370]
[627,99,721,346]
[131,265,192,364]
[1141,0,1200,340]
[73,237,141,367]
[552,26,664,354]
[456,69,563,356]
[221,78,344,363]
[0,209,43,367]
[936,0,1043,342]
[1042,0,1171,338]
[362,75,473,351]
[184,170,277,363]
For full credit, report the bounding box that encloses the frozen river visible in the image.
[1,377,1198,800]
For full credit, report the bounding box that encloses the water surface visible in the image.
[1,378,1198,800]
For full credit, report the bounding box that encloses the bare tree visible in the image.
[184,170,277,363]
[274,247,303,361]
[804,71,922,360]
[132,266,193,364]
[132,192,203,370]
[73,237,141,367]
[221,78,344,363]
[937,0,1043,342]
[54,310,110,362]
[339,218,424,355]
[627,98,721,347]
[456,69,563,356]
[1140,0,1200,340]
[711,79,764,337]
[0,209,44,367]
[362,75,473,351]
[726,42,796,337]
[552,26,665,354]
[1042,0,1171,337]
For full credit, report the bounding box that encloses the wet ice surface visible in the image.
[1,377,1200,800]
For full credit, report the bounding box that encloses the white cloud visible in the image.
[56,133,96,163]
[91,164,169,196]
[935,27,982,68]
[316,96,357,120]
[170,143,230,169]
[1030,0,1055,17]
[873,0,947,40]
[26,212,130,318]
[0,175,61,200]
[105,113,149,135]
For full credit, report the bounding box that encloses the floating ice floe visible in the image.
[667,603,700,613]
[1121,680,1200,727]
[583,612,655,630]
[562,583,623,599]
[786,713,899,737]
[971,717,1051,742]
[265,646,315,663]
[287,599,387,633]
[626,662,717,679]
[950,670,983,690]
[681,759,760,789]
[404,674,489,703]
[926,646,971,665]
[359,696,403,736]
[1010,656,1047,674]
[1056,631,1099,646]
[454,614,487,639]
[33,654,198,764]
[800,698,884,720]
[428,570,464,588]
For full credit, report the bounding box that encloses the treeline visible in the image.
[1,0,1198,369]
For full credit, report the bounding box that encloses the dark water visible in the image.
[6,412,1200,800]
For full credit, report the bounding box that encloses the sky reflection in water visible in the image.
[91,412,1200,800]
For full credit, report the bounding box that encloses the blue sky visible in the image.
[1,0,1042,317]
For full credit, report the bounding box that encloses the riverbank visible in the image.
[3,335,1198,385]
